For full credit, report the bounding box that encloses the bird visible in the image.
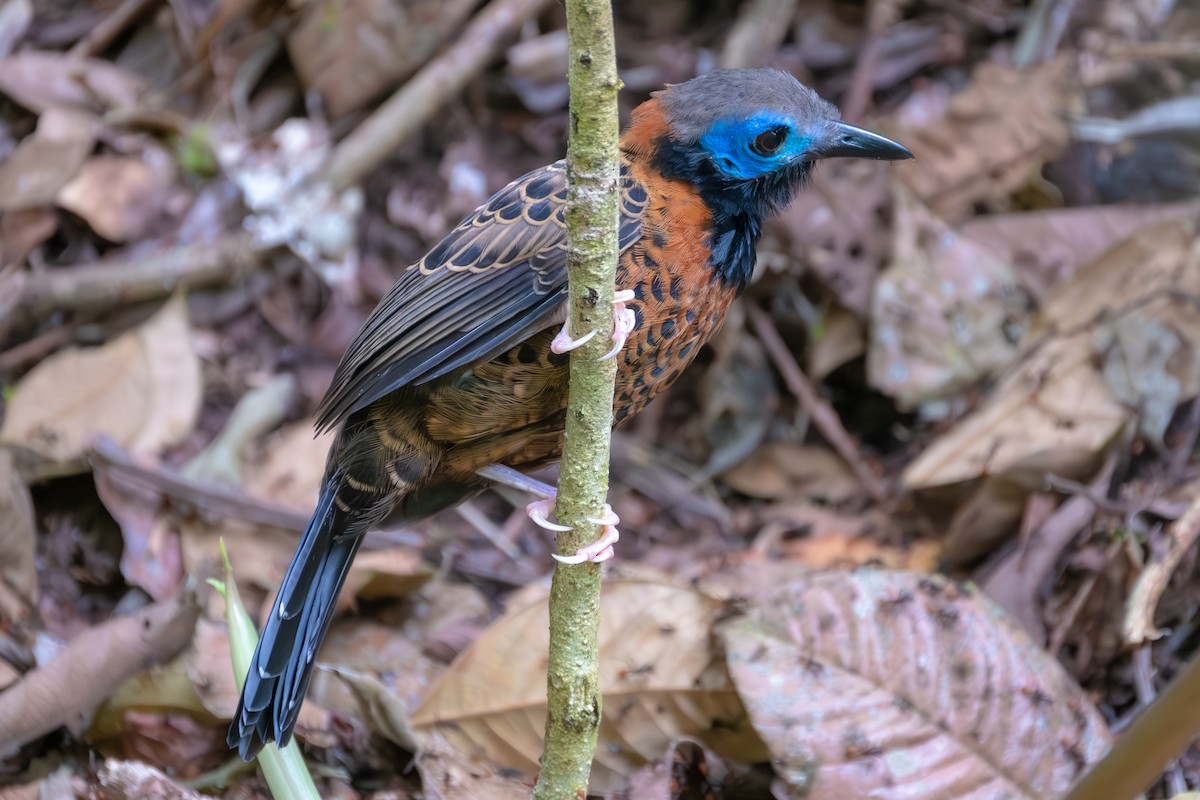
[228,67,912,759]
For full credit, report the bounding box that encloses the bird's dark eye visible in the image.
[752,127,787,155]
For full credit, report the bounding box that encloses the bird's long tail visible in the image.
[226,470,364,760]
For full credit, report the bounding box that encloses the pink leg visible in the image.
[475,464,621,564]
[550,289,637,359]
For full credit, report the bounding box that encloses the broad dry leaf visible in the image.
[0,52,146,113]
[890,58,1079,221]
[1035,217,1200,399]
[411,579,767,794]
[0,0,32,58]
[719,570,1111,800]
[243,418,336,513]
[722,442,860,502]
[1,294,201,461]
[416,729,536,800]
[868,188,1030,409]
[0,449,36,604]
[902,333,1127,488]
[959,200,1200,299]
[57,155,174,242]
[0,108,95,213]
[288,0,476,117]
[903,217,1200,488]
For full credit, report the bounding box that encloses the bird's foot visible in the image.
[526,499,620,564]
[549,289,637,359]
[601,290,637,361]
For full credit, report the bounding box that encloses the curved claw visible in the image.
[550,325,597,354]
[552,523,619,564]
[526,499,571,531]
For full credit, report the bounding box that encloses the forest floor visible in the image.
[2,0,1200,797]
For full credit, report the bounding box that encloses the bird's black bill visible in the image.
[816,122,913,161]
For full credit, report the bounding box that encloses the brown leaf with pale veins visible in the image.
[890,58,1080,221]
[1,294,201,462]
[719,570,1111,800]
[412,579,767,795]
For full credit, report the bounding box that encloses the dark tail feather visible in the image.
[227,481,363,760]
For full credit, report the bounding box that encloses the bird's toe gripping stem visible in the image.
[526,499,620,564]
[550,290,637,360]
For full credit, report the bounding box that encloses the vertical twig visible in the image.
[531,0,620,796]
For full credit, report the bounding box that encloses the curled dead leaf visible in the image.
[719,570,1111,799]
[890,58,1080,221]
[412,579,766,795]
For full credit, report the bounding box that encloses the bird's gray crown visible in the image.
[655,68,840,145]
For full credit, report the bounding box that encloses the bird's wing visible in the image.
[316,160,648,432]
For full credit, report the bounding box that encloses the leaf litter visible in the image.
[2,0,1200,797]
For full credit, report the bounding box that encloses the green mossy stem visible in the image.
[530,1,621,797]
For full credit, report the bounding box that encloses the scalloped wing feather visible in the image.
[316,160,648,432]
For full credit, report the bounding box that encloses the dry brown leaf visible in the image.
[0,0,32,58]
[1,294,201,462]
[719,570,1111,800]
[0,208,58,267]
[890,58,1079,221]
[287,0,476,117]
[243,419,336,513]
[57,155,174,242]
[904,216,1200,489]
[779,532,941,572]
[902,333,1127,489]
[959,201,1200,300]
[0,593,199,751]
[868,188,1030,409]
[0,52,146,113]
[93,454,185,601]
[0,108,95,213]
[1035,217,1200,399]
[412,579,767,794]
[722,442,860,502]
[416,728,536,800]
[807,303,865,382]
[0,449,36,605]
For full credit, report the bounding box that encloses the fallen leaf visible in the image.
[0,108,95,213]
[0,208,59,267]
[0,449,36,606]
[890,58,1080,221]
[959,200,1200,300]
[0,52,146,113]
[0,0,32,58]
[56,155,174,242]
[721,442,860,502]
[181,374,296,487]
[0,593,199,751]
[412,579,767,794]
[719,570,1111,799]
[287,0,476,117]
[902,334,1127,489]
[243,418,336,514]
[416,729,535,800]
[868,187,1030,409]
[1,294,202,462]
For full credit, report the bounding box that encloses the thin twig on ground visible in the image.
[747,305,891,503]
